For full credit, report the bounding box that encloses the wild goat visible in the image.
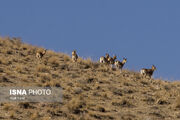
[72,50,78,62]
[36,49,47,59]
[107,55,117,68]
[140,65,156,78]
[99,53,110,64]
[115,58,127,72]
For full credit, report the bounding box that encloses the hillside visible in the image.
[0,37,180,120]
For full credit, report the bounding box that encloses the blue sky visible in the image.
[0,0,180,80]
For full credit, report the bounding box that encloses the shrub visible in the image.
[67,95,87,114]
[38,73,52,83]
[175,96,180,108]
[36,65,50,73]
[3,104,12,111]
[63,55,71,62]
[48,57,60,67]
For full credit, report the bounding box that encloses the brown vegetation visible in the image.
[0,37,180,120]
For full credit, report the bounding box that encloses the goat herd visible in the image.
[36,49,156,78]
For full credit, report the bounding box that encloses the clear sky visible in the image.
[0,0,180,80]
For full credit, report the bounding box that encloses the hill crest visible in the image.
[0,37,180,120]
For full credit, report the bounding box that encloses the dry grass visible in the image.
[3,104,12,111]
[31,112,40,120]
[0,36,180,120]
[63,54,71,62]
[0,57,12,65]
[36,64,50,73]
[67,95,87,114]
[175,96,180,108]
[48,56,60,67]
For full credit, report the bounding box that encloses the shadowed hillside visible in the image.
[0,37,180,120]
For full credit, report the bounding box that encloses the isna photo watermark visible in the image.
[0,87,62,102]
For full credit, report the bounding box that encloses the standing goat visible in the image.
[107,55,117,68]
[72,50,78,62]
[99,53,110,64]
[115,58,127,72]
[140,65,156,78]
[36,49,47,59]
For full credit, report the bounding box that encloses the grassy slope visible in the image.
[0,37,180,120]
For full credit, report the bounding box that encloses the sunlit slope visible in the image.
[0,37,180,120]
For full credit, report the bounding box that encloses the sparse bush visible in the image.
[140,81,149,86]
[20,44,29,50]
[92,62,100,69]
[84,58,93,65]
[48,56,60,67]
[51,73,59,79]
[3,104,12,111]
[121,114,136,120]
[74,87,82,94]
[31,112,40,120]
[175,96,180,108]
[59,64,68,70]
[164,85,171,91]
[78,58,94,69]
[86,78,95,83]
[9,111,15,119]
[36,64,50,73]
[23,55,32,62]
[47,50,58,57]
[38,73,52,83]
[43,82,51,87]
[98,106,106,112]
[47,80,61,87]
[0,76,10,83]
[11,37,22,44]
[112,88,123,96]
[19,102,34,109]
[63,55,71,62]
[0,57,12,65]
[15,65,24,73]
[112,99,134,108]
[149,112,164,119]
[67,95,87,114]
[65,71,79,78]
[156,98,169,105]
[0,68,3,73]
[143,97,155,105]
[6,50,13,54]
